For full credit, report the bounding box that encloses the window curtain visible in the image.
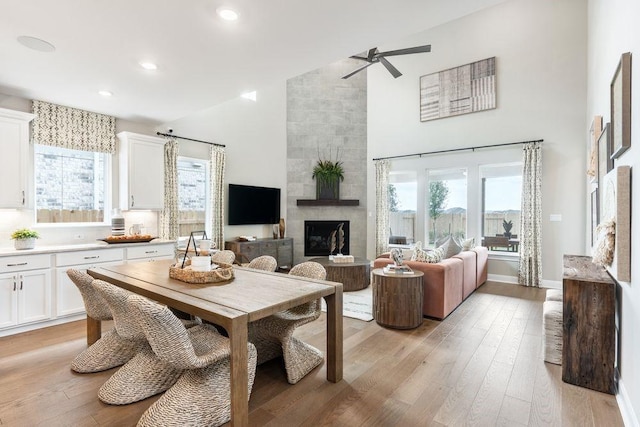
[160,138,179,240]
[210,145,226,250]
[375,159,390,256]
[31,100,115,153]
[518,142,543,287]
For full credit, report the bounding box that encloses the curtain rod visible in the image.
[372,139,543,161]
[156,132,226,148]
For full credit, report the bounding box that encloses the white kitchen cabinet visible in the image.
[126,243,174,262]
[117,131,165,210]
[55,248,124,317]
[0,108,35,208]
[0,254,52,329]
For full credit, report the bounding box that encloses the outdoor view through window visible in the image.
[388,162,522,253]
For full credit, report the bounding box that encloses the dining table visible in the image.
[87,260,343,427]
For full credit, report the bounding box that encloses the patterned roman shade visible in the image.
[31,100,116,154]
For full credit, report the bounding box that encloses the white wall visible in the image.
[162,82,288,241]
[367,0,588,283]
[588,0,640,424]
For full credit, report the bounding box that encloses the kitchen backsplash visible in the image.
[0,209,159,248]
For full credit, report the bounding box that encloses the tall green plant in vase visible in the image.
[312,148,344,200]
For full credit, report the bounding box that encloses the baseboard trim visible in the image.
[617,379,640,427]
[486,274,562,289]
[488,274,518,284]
[0,313,86,338]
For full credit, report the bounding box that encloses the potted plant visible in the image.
[11,228,40,250]
[312,148,344,200]
[503,219,513,238]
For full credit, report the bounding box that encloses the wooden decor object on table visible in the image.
[169,261,234,284]
[372,268,424,329]
[562,254,617,394]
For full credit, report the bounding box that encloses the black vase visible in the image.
[317,180,339,200]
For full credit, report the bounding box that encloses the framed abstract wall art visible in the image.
[610,52,631,159]
[419,57,496,122]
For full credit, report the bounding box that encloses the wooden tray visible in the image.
[99,236,157,244]
[169,261,234,284]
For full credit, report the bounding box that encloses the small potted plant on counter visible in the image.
[11,228,40,250]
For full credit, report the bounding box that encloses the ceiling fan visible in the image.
[342,44,431,79]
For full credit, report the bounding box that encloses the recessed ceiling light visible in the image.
[140,62,158,71]
[17,36,55,52]
[241,91,257,102]
[98,90,113,97]
[217,7,239,21]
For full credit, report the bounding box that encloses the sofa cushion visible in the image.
[437,235,462,258]
[453,250,477,300]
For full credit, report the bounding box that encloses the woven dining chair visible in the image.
[128,294,258,427]
[246,255,278,272]
[211,250,236,264]
[248,261,326,384]
[66,269,138,373]
[92,280,198,405]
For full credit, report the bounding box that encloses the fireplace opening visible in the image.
[304,220,350,257]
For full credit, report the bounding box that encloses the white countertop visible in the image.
[0,239,176,257]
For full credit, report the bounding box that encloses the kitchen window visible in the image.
[34,144,109,224]
[177,157,210,237]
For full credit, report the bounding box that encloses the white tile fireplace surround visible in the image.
[304,220,350,256]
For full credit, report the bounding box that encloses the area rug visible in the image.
[321,286,373,321]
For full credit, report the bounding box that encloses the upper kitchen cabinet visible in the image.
[0,108,35,208]
[117,132,165,210]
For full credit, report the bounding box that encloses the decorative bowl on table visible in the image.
[99,235,156,244]
[169,260,234,284]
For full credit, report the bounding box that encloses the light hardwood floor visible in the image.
[0,282,623,426]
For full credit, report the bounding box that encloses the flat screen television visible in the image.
[228,184,281,225]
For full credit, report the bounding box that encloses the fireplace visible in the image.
[304,220,350,257]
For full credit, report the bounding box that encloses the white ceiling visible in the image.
[0,0,507,124]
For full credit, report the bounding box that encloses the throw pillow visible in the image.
[460,237,475,251]
[435,235,461,258]
[411,242,446,263]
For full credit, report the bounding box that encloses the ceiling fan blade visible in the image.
[367,48,378,62]
[349,55,369,61]
[379,57,402,78]
[376,44,431,57]
[342,62,375,79]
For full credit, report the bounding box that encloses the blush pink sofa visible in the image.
[374,246,488,320]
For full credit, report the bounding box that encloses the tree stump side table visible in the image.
[309,257,370,291]
[372,268,424,329]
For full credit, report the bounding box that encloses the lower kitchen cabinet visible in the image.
[0,254,52,329]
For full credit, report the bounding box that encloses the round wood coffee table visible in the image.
[309,257,370,291]
[372,268,424,329]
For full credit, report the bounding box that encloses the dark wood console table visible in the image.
[562,254,617,394]
[225,237,293,270]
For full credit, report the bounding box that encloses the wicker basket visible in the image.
[169,261,234,284]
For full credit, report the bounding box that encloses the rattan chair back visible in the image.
[66,269,112,320]
[127,295,231,370]
[92,280,143,341]
[211,250,236,264]
[247,255,278,272]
